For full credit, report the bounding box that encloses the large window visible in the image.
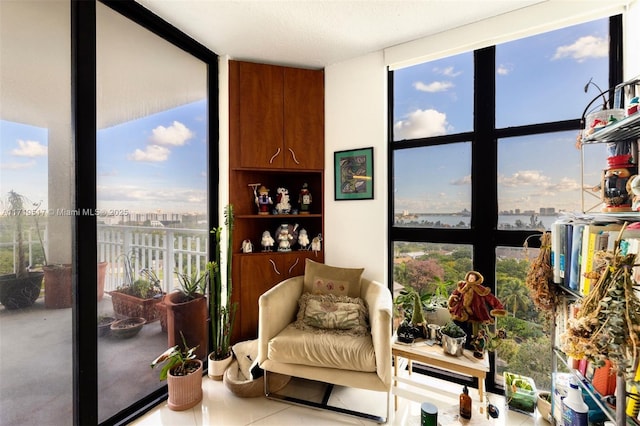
[389,16,621,392]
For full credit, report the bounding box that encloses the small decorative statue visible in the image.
[298,183,312,214]
[471,329,487,359]
[276,224,294,252]
[255,185,273,215]
[261,230,274,252]
[311,233,322,252]
[448,271,506,325]
[297,228,310,250]
[241,239,253,253]
[275,187,291,214]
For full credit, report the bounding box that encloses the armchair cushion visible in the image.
[303,259,364,297]
[294,292,369,336]
[268,324,377,372]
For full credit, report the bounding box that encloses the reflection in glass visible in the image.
[393,143,471,228]
[96,3,208,421]
[393,51,473,141]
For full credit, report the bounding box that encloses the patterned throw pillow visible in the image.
[294,292,369,336]
[311,276,349,296]
[303,259,364,298]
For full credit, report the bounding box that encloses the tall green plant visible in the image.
[208,205,237,360]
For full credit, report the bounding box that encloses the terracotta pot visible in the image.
[208,353,233,381]
[109,290,163,322]
[166,292,208,360]
[44,264,72,309]
[167,359,203,411]
[97,261,107,301]
[0,271,43,309]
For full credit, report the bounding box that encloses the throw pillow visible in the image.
[303,259,364,298]
[294,292,369,336]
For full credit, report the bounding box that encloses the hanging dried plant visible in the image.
[561,223,640,379]
[524,232,557,314]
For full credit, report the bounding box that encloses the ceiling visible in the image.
[135,0,545,69]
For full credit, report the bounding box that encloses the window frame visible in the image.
[387,15,623,393]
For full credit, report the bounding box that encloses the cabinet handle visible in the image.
[269,259,281,275]
[288,148,300,165]
[288,257,300,274]
[269,148,281,164]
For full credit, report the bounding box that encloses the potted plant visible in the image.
[440,321,467,357]
[504,371,537,413]
[151,333,203,411]
[165,268,208,360]
[207,205,238,380]
[109,252,164,322]
[0,190,44,309]
[394,286,428,343]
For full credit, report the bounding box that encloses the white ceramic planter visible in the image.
[208,353,233,380]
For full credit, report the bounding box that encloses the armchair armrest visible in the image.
[257,275,304,365]
[361,279,393,388]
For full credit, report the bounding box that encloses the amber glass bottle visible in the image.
[460,385,472,419]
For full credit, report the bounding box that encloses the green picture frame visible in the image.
[334,147,374,200]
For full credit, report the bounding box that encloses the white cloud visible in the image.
[11,140,47,157]
[451,175,471,186]
[128,145,170,162]
[497,64,512,76]
[394,109,449,140]
[149,121,194,146]
[414,81,454,93]
[552,35,608,62]
[434,66,462,77]
[499,170,580,193]
[0,160,36,170]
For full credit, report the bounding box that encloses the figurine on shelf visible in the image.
[276,224,294,252]
[448,271,506,325]
[298,183,312,214]
[255,185,273,215]
[297,228,310,250]
[261,230,275,252]
[311,233,322,253]
[275,187,291,214]
[241,239,253,253]
[471,329,487,359]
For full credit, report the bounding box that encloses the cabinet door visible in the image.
[284,67,324,170]
[238,62,284,168]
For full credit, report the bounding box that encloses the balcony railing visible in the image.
[1,224,209,294]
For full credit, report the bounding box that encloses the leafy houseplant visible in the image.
[151,333,203,411]
[0,190,43,309]
[207,205,238,380]
[395,286,428,343]
[109,252,164,322]
[166,268,208,360]
[440,321,467,357]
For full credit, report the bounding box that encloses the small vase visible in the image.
[208,353,233,380]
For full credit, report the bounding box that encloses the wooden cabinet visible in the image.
[232,251,323,342]
[229,60,324,170]
[228,60,325,343]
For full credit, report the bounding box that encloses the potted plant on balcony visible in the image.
[207,205,238,380]
[109,252,164,322]
[151,333,203,411]
[165,268,208,360]
[0,190,44,309]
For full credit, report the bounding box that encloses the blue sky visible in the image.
[393,17,611,214]
[1,100,207,214]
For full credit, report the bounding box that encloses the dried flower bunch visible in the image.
[524,232,556,314]
[561,223,640,378]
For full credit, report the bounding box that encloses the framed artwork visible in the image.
[334,147,374,200]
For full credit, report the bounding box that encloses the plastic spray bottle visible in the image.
[562,377,588,426]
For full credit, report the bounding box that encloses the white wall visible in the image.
[324,52,388,283]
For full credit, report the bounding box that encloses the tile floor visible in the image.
[130,367,550,426]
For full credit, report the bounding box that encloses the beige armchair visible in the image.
[258,273,393,423]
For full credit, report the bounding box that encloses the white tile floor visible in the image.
[130,368,550,426]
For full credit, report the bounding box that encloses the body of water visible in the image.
[394,213,557,230]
